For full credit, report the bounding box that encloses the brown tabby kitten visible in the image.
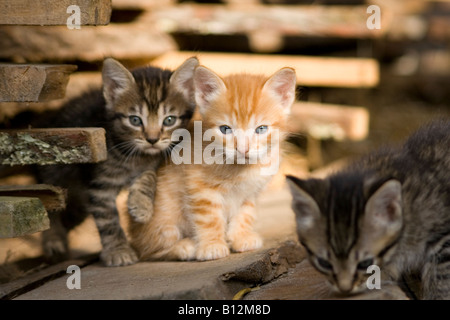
[34,57,199,266]
[128,65,297,261]
[287,119,450,299]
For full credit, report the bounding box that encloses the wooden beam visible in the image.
[0,196,49,238]
[0,64,77,102]
[151,51,379,88]
[149,4,387,40]
[0,25,176,63]
[0,0,112,26]
[0,184,66,213]
[0,128,107,165]
[288,102,370,141]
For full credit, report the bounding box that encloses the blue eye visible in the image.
[255,125,268,134]
[163,116,177,126]
[129,116,143,127]
[219,125,232,134]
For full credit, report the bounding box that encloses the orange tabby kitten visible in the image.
[128,65,296,261]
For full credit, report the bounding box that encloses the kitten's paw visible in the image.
[172,238,196,261]
[230,232,263,253]
[196,242,230,261]
[127,190,154,223]
[101,245,139,267]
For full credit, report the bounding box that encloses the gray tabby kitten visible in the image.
[287,119,450,299]
[35,57,199,266]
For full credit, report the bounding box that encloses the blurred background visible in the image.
[1,0,449,285]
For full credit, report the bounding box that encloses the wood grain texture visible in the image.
[0,64,77,102]
[0,0,111,26]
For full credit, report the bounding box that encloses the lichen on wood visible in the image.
[0,128,107,166]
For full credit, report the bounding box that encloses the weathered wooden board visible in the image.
[149,4,387,40]
[0,64,77,102]
[288,102,370,141]
[0,184,66,213]
[0,196,49,238]
[0,24,176,63]
[0,128,107,165]
[0,0,112,26]
[151,51,379,88]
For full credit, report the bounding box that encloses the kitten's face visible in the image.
[193,67,296,165]
[102,57,198,156]
[286,175,403,295]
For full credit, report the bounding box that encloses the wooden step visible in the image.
[0,0,111,26]
[152,51,379,88]
[0,196,49,238]
[0,128,107,165]
[0,64,77,102]
[0,184,66,213]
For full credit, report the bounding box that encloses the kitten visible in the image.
[34,57,199,266]
[128,65,297,261]
[286,119,450,299]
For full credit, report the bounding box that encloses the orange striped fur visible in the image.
[128,65,296,261]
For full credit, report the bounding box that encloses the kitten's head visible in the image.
[192,65,296,166]
[102,57,199,155]
[286,174,403,295]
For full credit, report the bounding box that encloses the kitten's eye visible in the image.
[163,116,177,127]
[317,257,333,271]
[255,125,268,134]
[129,116,143,127]
[219,125,232,134]
[357,258,374,270]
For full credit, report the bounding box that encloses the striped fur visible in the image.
[128,65,296,261]
[35,57,199,266]
[287,119,450,299]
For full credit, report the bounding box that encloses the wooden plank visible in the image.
[151,51,379,88]
[0,196,49,238]
[0,254,98,299]
[149,4,388,40]
[0,25,176,63]
[0,64,77,102]
[0,0,111,26]
[288,102,370,141]
[0,185,66,213]
[0,128,107,165]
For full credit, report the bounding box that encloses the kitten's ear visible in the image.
[102,58,135,107]
[194,65,227,115]
[170,57,199,105]
[364,179,403,235]
[286,175,322,233]
[263,67,296,114]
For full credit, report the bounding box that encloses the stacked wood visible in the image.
[0,0,114,240]
[0,185,66,213]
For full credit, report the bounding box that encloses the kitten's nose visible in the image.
[147,138,159,145]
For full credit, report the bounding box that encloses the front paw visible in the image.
[127,190,154,223]
[230,232,263,253]
[196,242,230,261]
[100,245,139,267]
